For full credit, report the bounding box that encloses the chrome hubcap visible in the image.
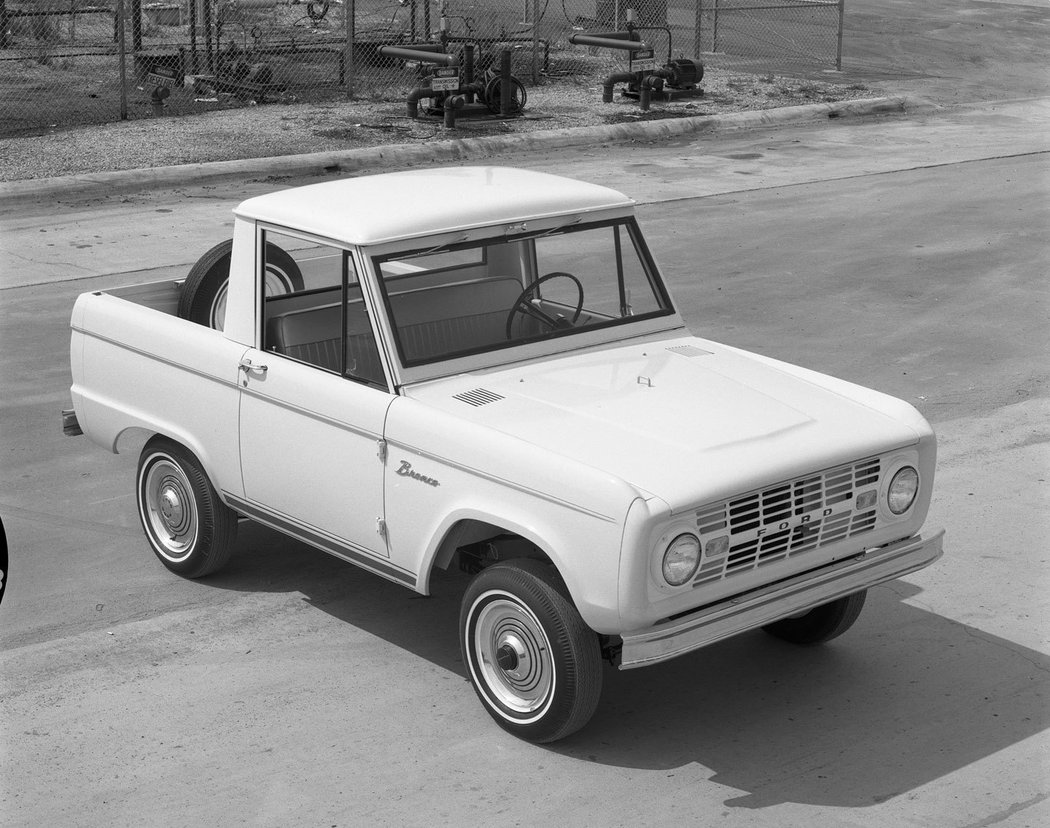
[158,483,188,535]
[473,595,553,716]
[142,457,197,561]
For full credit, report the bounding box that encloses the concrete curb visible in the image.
[0,95,937,203]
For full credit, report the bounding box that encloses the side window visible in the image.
[261,231,386,390]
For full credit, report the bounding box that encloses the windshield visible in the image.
[373,218,673,367]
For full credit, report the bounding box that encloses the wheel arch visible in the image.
[116,425,237,507]
[420,510,557,587]
[415,502,627,635]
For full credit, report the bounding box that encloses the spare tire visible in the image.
[178,239,304,330]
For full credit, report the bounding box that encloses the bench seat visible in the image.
[265,277,525,377]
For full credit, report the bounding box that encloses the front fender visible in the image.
[413,499,640,635]
[384,397,646,632]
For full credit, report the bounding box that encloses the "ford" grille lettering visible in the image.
[691,457,882,585]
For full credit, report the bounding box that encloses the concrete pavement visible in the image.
[3,95,1048,294]
[1,10,1048,811]
[1,78,1048,827]
[0,95,932,206]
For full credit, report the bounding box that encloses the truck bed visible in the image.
[103,279,183,317]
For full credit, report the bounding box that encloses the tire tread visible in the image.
[461,559,602,743]
[762,590,867,645]
[137,436,237,578]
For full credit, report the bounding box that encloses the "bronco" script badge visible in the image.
[396,460,440,487]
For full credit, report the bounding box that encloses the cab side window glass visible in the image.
[261,231,386,389]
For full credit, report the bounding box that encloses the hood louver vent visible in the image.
[453,388,505,407]
[666,345,713,358]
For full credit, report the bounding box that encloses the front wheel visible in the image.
[460,559,602,743]
[762,590,867,645]
[136,437,237,578]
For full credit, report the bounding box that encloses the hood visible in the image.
[406,338,922,513]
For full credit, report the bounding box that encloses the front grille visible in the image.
[692,457,882,586]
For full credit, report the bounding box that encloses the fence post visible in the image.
[694,0,702,59]
[204,0,213,73]
[189,0,197,73]
[0,1,9,50]
[836,0,844,71]
[117,0,128,120]
[345,0,355,97]
[131,0,142,53]
[531,0,539,84]
[713,0,720,54]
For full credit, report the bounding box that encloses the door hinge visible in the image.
[377,518,388,537]
[377,439,388,462]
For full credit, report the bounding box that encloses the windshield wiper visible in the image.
[399,234,470,260]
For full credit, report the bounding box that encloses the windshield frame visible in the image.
[366,214,682,383]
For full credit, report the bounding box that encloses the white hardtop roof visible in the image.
[233,166,635,245]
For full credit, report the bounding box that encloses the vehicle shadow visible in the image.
[563,581,1050,808]
[211,524,1049,810]
[207,521,468,671]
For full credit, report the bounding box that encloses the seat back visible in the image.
[265,276,525,377]
[388,277,522,362]
[266,299,384,385]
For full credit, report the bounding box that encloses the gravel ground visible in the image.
[0,72,878,182]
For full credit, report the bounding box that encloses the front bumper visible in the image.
[619,528,944,669]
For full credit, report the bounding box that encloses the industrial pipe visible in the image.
[463,43,475,104]
[378,45,459,66]
[568,33,648,52]
[406,86,430,119]
[639,74,667,111]
[406,81,484,122]
[150,85,170,116]
[499,49,512,117]
[441,83,484,127]
[602,72,638,103]
[444,95,464,128]
[570,29,641,43]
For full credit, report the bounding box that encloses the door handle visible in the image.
[239,359,268,385]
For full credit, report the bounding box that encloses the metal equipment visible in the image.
[568,9,705,112]
[378,43,526,128]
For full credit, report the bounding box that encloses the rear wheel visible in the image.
[461,559,602,743]
[178,239,303,330]
[762,591,867,645]
[136,437,237,578]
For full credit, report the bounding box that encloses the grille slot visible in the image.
[692,457,884,585]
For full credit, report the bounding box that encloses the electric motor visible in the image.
[666,58,704,89]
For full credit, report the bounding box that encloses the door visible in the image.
[236,228,404,574]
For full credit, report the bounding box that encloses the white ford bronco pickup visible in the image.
[66,167,944,742]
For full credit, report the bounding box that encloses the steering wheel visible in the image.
[505,272,585,340]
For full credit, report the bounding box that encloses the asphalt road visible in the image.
[1,101,1048,827]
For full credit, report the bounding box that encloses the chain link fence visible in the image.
[694,0,843,73]
[0,0,843,136]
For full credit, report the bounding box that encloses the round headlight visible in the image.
[887,466,919,515]
[662,534,701,586]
